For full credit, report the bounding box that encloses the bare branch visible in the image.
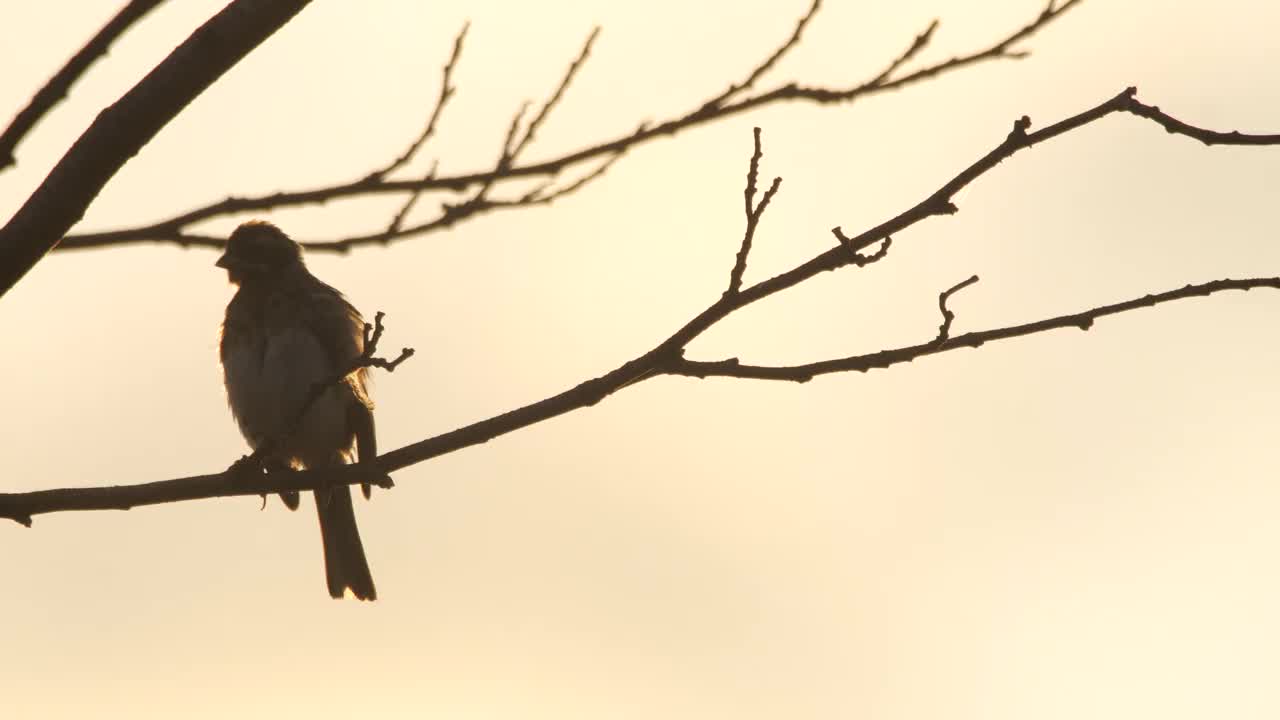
[866,18,940,87]
[672,277,1280,383]
[726,127,782,296]
[830,87,1280,252]
[511,26,600,161]
[0,0,165,172]
[523,151,623,204]
[385,159,437,234]
[700,0,821,111]
[934,274,980,342]
[370,23,468,181]
[273,152,624,254]
[861,0,1086,91]
[1125,100,1280,146]
[6,88,1277,524]
[360,311,416,372]
[0,0,313,298]
[845,236,892,267]
[57,0,1084,253]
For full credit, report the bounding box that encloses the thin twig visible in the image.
[385,160,437,233]
[934,274,980,342]
[370,23,468,181]
[700,0,821,111]
[846,236,892,267]
[726,127,782,296]
[866,18,940,87]
[511,26,600,160]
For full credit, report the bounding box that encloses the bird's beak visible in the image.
[215,253,234,269]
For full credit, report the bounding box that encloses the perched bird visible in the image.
[217,220,377,600]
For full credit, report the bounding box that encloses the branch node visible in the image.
[850,236,892,266]
[4,509,34,527]
[1008,115,1032,142]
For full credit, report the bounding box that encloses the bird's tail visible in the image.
[315,484,376,601]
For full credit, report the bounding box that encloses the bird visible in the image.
[217,220,378,600]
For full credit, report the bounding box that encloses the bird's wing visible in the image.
[251,275,373,466]
[287,278,372,407]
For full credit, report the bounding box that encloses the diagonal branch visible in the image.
[4,87,1277,525]
[866,18,940,87]
[671,277,1280,383]
[510,26,600,162]
[370,24,468,182]
[56,0,1085,253]
[0,0,313,298]
[0,0,165,172]
[700,0,821,111]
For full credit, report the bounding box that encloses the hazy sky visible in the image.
[3,1,1280,718]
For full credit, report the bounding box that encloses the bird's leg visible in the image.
[264,458,301,511]
[225,452,301,510]
[362,464,395,492]
[226,452,266,479]
[225,452,269,504]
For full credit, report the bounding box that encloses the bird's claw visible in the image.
[226,454,265,485]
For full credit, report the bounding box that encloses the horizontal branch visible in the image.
[4,85,1277,525]
[57,0,1082,253]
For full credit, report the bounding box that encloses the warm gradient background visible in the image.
[3,1,1279,718]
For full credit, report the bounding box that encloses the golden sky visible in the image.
[3,1,1280,718]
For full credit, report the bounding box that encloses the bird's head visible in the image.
[216,221,305,285]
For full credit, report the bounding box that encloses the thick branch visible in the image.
[0,0,312,297]
[0,0,165,172]
[4,87,1277,524]
[57,0,1082,253]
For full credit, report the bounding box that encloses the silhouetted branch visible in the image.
[5,86,1277,525]
[934,274,981,342]
[829,87,1280,252]
[671,277,1280,383]
[700,0,821,111]
[0,0,165,172]
[0,0,313,298]
[866,18,940,87]
[370,24,468,181]
[511,26,600,160]
[57,0,1083,253]
[726,127,781,296]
